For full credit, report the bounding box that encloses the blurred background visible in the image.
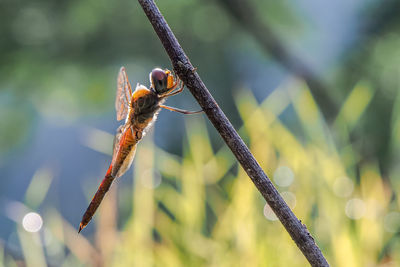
[1,0,400,266]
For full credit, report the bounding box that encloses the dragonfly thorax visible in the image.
[130,86,163,127]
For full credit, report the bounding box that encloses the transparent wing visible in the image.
[112,125,124,156]
[115,67,133,121]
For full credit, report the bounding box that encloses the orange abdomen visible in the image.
[111,127,137,178]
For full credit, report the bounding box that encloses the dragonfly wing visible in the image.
[112,125,124,156]
[116,67,133,121]
[111,125,128,169]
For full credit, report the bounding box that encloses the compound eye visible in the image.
[151,69,168,94]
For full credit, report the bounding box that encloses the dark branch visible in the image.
[137,0,329,266]
[218,0,337,122]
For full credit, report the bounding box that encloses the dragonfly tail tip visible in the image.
[78,223,83,233]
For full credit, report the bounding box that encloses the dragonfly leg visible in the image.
[163,80,184,98]
[160,104,202,115]
[162,75,180,94]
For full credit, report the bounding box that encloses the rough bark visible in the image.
[137,1,329,266]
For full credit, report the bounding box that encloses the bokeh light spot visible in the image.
[263,203,278,221]
[281,191,297,209]
[22,212,43,233]
[384,212,400,233]
[345,198,366,220]
[333,176,354,198]
[192,4,230,43]
[140,169,162,189]
[12,7,53,45]
[273,166,294,187]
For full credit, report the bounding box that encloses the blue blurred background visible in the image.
[1,0,400,265]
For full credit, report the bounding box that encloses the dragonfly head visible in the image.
[150,68,175,95]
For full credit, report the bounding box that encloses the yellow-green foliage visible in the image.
[8,80,400,266]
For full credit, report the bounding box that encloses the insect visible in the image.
[78,67,201,233]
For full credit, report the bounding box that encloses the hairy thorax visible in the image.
[129,86,165,135]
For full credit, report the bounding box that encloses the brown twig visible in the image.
[218,0,337,122]
[137,0,329,266]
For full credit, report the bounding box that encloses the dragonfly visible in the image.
[78,67,201,233]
